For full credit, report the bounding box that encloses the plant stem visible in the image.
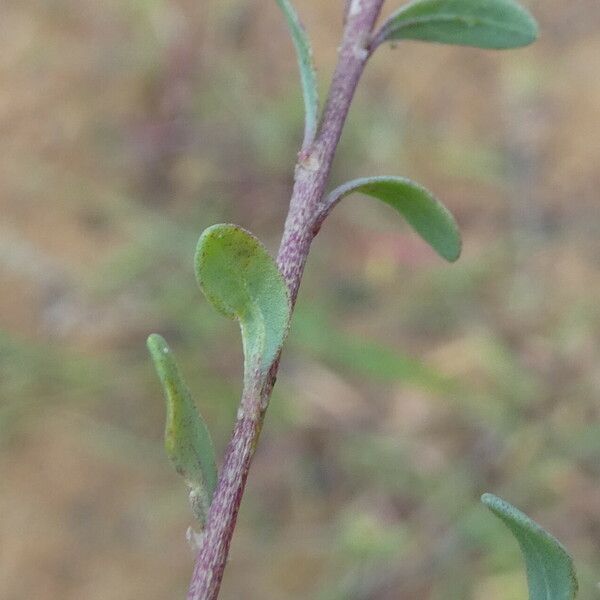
[278,0,384,305]
[187,2,385,598]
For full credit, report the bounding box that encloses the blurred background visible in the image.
[1,1,599,598]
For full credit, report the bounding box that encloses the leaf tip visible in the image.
[147,332,166,354]
[481,492,524,523]
[195,223,235,264]
[443,230,462,263]
[528,17,540,46]
[147,334,174,375]
[480,492,496,506]
[194,223,242,320]
[514,8,539,48]
[482,492,578,600]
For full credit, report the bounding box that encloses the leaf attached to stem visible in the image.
[147,334,217,525]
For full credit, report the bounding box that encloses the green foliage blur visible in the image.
[1,1,599,599]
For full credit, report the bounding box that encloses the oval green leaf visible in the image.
[275,0,319,145]
[323,176,461,262]
[482,493,578,600]
[147,334,217,524]
[377,0,538,50]
[195,224,291,379]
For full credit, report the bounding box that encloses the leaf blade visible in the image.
[378,0,538,49]
[325,176,461,262]
[275,0,319,144]
[147,334,217,524]
[482,493,578,600]
[195,224,291,379]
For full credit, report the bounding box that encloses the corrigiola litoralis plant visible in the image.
[147,1,579,598]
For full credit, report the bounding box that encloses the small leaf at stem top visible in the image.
[195,224,291,381]
[482,493,578,600]
[147,334,217,525]
[377,0,538,50]
[324,176,461,262]
[275,0,319,145]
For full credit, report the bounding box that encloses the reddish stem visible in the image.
[187,2,385,598]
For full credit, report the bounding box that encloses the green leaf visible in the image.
[377,0,538,49]
[147,334,217,524]
[195,224,291,380]
[275,0,319,144]
[482,493,578,600]
[324,176,461,262]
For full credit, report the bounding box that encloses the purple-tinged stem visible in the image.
[187,2,385,598]
[277,0,385,305]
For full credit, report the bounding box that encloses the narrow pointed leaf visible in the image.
[377,0,538,50]
[195,224,291,379]
[147,333,217,524]
[482,493,578,600]
[275,0,319,144]
[324,176,461,262]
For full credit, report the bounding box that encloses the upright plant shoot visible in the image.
[147,1,578,598]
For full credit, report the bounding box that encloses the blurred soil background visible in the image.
[1,1,600,598]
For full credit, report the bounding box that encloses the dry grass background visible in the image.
[1,1,600,598]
